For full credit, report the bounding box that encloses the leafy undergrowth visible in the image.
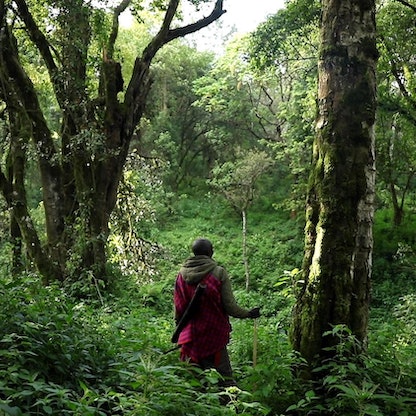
[0,274,270,415]
[2,268,416,415]
[1,201,416,415]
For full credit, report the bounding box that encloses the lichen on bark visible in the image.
[291,0,377,371]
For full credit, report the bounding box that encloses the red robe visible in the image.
[174,273,231,363]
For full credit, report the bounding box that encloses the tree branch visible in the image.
[394,0,416,13]
[124,0,226,134]
[139,0,182,63]
[1,29,57,162]
[166,0,226,42]
[108,0,132,59]
[13,0,61,94]
[381,35,416,114]
[142,0,225,64]
[0,27,66,247]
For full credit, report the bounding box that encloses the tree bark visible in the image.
[291,0,377,369]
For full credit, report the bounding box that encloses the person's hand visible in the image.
[248,307,261,319]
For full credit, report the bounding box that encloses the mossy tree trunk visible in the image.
[291,0,378,369]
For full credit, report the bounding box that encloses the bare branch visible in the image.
[166,0,226,42]
[142,0,225,62]
[107,0,132,58]
[161,0,181,36]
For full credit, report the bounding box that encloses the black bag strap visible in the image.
[171,283,206,343]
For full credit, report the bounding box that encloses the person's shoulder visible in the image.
[212,264,228,281]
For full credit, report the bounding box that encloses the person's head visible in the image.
[192,238,213,257]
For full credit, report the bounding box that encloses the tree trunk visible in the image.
[390,182,404,226]
[386,126,405,227]
[291,0,377,370]
[10,215,23,275]
[242,209,250,291]
[0,0,226,287]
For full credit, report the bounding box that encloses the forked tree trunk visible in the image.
[0,0,225,287]
[291,0,377,369]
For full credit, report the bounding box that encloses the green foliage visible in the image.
[151,192,416,415]
[209,149,274,213]
[230,310,296,406]
[0,275,111,414]
[1,189,416,415]
[286,325,416,415]
[249,0,320,70]
[373,209,416,260]
[154,191,304,290]
[141,42,215,191]
[193,35,285,166]
[372,209,416,309]
[375,0,416,223]
[108,151,168,281]
[248,2,318,214]
[0,268,270,415]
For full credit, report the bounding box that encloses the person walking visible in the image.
[173,238,260,387]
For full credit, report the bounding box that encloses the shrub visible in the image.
[286,325,416,415]
[0,272,269,415]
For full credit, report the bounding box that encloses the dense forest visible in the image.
[0,0,415,415]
